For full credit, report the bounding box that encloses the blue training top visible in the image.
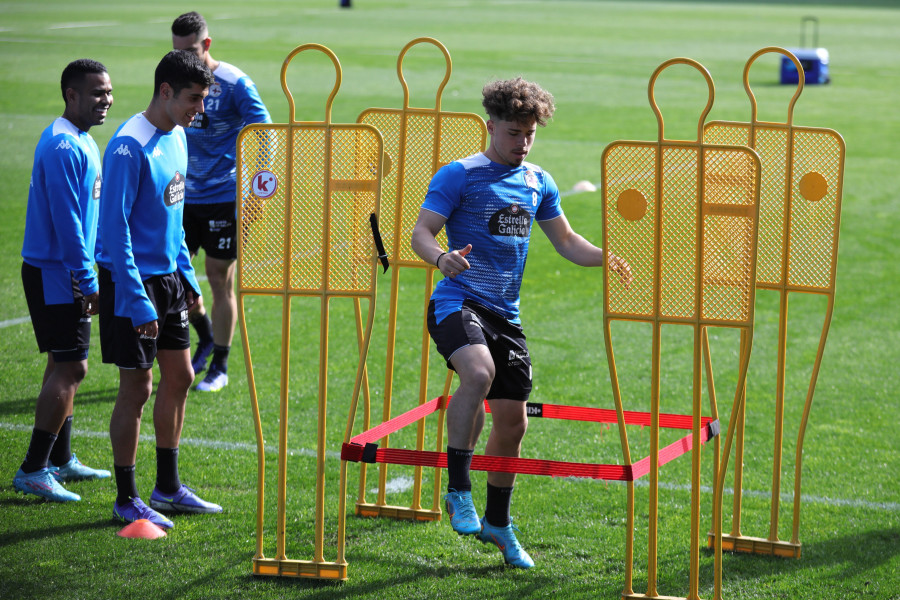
[184,61,271,205]
[22,117,102,301]
[422,152,563,325]
[96,113,200,328]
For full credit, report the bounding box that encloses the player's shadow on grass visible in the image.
[690,526,900,593]
[0,388,116,418]
[0,514,110,548]
[237,558,554,600]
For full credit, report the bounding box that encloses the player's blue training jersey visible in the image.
[96,113,200,327]
[184,61,271,205]
[22,117,102,301]
[423,153,563,324]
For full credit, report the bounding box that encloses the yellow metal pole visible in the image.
[276,295,291,561]
[314,294,329,563]
[647,322,661,598]
[791,294,834,546]
[732,333,748,538]
[769,289,789,542]
[377,266,401,507]
[239,293,267,560]
[605,319,634,597]
[352,298,372,507]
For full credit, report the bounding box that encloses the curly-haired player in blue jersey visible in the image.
[14,59,114,503]
[97,50,221,530]
[411,77,632,568]
[171,11,272,393]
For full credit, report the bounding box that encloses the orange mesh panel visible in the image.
[358,109,484,265]
[238,126,290,290]
[603,142,759,326]
[237,124,380,294]
[289,128,327,291]
[705,122,842,292]
[660,146,700,320]
[438,114,485,165]
[603,142,656,318]
[788,129,842,290]
[702,148,759,323]
[399,112,440,263]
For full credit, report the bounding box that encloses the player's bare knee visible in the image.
[498,413,528,443]
[60,359,89,384]
[460,366,494,399]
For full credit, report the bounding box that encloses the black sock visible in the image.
[155,447,181,494]
[20,428,57,473]
[114,464,139,504]
[210,345,230,374]
[49,415,73,467]
[484,483,513,527]
[191,313,213,345]
[447,446,474,493]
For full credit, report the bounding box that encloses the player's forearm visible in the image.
[410,223,445,266]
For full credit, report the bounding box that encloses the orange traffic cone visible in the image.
[117,519,167,539]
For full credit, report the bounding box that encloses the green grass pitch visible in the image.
[0,1,898,598]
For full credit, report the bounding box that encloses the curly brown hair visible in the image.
[482,77,555,127]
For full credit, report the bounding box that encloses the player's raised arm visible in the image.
[539,214,633,287]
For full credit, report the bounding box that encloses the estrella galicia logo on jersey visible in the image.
[55,139,74,151]
[113,143,133,158]
[164,171,186,206]
[92,174,102,200]
[524,169,539,190]
[209,82,222,98]
[489,203,531,243]
[189,113,209,129]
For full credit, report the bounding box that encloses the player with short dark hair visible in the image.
[97,50,220,529]
[411,77,632,568]
[14,58,114,502]
[171,11,272,392]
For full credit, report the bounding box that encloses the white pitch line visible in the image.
[0,422,340,460]
[48,21,119,30]
[0,316,30,328]
[1,421,895,512]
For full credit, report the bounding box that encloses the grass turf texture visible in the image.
[1,1,898,598]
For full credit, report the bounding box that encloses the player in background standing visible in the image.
[14,59,114,502]
[97,50,221,529]
[411,77,632,568]
[171,11,272,392]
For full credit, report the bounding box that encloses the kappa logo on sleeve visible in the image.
[54,139,74,151]
[113,143,133,158]
[164,171,186,206]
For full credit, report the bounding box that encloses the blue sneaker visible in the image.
[444,489,480,535]
[51,454,111,482]
[13,468,80,502]
[477,516,535,569]
[191,338,214,376]
[149,485,223,514]
[195,368,228,392]
[113,497,174,530]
